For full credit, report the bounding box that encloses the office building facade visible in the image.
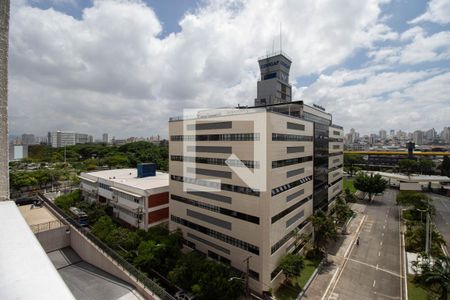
[168,52,343,294]
[79,165,169,230]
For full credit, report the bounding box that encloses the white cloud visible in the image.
[299,68,450,134]
[410,0,450,25]
[10,0,396,137]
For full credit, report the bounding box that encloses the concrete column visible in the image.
[0,0,9,201]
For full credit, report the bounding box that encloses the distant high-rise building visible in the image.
[49,131,75,148]
[413,130,423,145]
[379,129,387,140]
[441,127,450,143]
[389,129,395,137]
[9,143,27,161]
[21,133,35,145]
[102,133,108,144]
[424,128,436,143]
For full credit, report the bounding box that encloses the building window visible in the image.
[272,133,313,142]
[171,175,260,197]
[171,194,259,224]
[271,220,309,255]
[171,133,260,142]
[272,156,313,168]
[272,195,311,224]
[171,155,260,169]
[171,215,259,255]
[271,176,313,197]
[287,122,305,131]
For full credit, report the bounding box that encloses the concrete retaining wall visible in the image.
[69,227,160,300]
[36,225,70,252]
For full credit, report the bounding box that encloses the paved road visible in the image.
[427,193,450,254]
[328,189,403,300]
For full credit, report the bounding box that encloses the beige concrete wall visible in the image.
[329,155,343,169]
[329,127,344,139]
[36,226,71,252]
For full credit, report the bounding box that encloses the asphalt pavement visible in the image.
[327,189,403,300]
[427,193,450,255]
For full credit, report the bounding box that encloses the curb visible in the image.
[296,260,324,300]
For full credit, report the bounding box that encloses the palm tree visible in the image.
[0,0,9,201]
[310,210,337,263]
[413,256,450,300]
[279,253,304,285]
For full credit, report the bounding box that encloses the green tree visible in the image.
[398,159,418,176]
[353,172,387,202]
[334,197,354,226]
[396,191,432,211]
[344,187,357,203]
[344,154,364,177]
[279,253,304,284]
[413,256,450,300]
[310,210,337,262]
[91,216,117,240]
[168,252,244,300]
[417,158,435,175]
[441,156,450,177]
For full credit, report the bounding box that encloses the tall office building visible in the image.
[49,131,76,148]
[389,129,395,137]
[413,130,423,146]
[21,133,36,145]
[102,133,109,144]
[379,129,387,140]
[168,52,343,294]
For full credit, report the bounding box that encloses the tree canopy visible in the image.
[279,253,304,284]
[310,209,337,257]
[413,256,450,300]
[353,172,387,202]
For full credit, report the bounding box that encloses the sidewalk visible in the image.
[302,204,366,300]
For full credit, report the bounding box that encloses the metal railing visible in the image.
[37,193,176,300]
[30,219,64,233]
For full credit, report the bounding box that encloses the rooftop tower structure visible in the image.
[255,52,292,106]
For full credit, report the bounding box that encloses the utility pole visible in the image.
[244,256,251,299]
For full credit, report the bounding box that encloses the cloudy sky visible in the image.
[9,0,450,138]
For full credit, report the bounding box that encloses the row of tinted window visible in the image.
[171,215,259,255]
[272,133,313,142]
[99,183,112,191]
[271,195,312,224]
[271,219,309,255]
[272,156,313,169]
[171,175,260,197]
[271,176,313,197]
[171,155,260,169]
[329,138,344,142]
[171,133,259,141]
[171,194,259,224]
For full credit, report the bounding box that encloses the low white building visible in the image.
[79,165,169,230]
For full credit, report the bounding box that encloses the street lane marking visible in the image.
[378,251,381,256]
[380,241,383,246]
[373,280,376,287]
[376,264,379,270]
[382,233,384,237]
[383,225,386,229]
[337,257,404,278]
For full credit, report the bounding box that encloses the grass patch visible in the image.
[274,258,321,300]
[407,275,450,300]
[343,178,356,194]
[408,275,428,300]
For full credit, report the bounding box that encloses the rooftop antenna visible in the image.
[280,22,282,52]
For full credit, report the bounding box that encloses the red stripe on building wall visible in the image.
[148,207,169,224]
[148,192,169,208]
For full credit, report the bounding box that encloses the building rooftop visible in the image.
[80,168,169,191]
[0,201,75,300]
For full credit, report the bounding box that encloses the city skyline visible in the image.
[8,0,450,137]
